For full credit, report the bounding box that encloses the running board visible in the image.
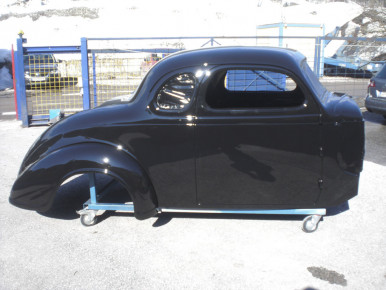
[158,208,326,216]
[85,203,326,216]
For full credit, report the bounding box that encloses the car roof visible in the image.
[159,46,304,69]
[144,46,307,87]
[375,64,386,79]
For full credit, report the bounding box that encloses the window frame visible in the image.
[149,69,199,115]
[198,64,319,116]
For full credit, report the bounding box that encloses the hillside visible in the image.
[0,0,384,90]
[339,7,386,60]
[0,0,364,47]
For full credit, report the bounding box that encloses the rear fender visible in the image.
[10,143,158,220]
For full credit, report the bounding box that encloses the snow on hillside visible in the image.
[0,0,368,90]
[0,0,363,48]
[338,7,386,61]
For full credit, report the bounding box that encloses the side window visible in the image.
[206,69,305,109]
[156,73,196,110]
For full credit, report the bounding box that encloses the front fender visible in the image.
[10,143,158,220]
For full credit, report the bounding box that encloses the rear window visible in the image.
[376,65,386,78]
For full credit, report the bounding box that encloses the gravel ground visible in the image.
[0,120,385,290]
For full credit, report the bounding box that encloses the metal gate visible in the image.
[14,35,386,126]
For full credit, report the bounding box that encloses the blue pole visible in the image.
[321,25,326,77]
[314,37,319,75]
[80,37,90,110]
[279,23,284,47]
[89,172,97,204]
[316,37,322,78]
[92,53,97,107]
[15,35,29,127]
[13,49,21,119]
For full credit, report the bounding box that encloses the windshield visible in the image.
[24,54,55,64]
[301,60,327,100]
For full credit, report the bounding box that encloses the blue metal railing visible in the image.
[15,36,28,127]
[80,37,90,111]
[14,35,386,126]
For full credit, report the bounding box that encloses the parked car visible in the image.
[10,47,364,232]
[24,54,61,88]
[140,53,162,74]
[365,64,386,118]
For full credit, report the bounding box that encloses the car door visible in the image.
[195,66,323,208]
[140,71,198,208]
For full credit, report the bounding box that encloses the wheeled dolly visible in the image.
[76,173,135,226]
[77,173,326,232]
[302,214,323,233]
[77,208,98,226]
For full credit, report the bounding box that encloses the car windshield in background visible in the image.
[301,60,327,99]
[23,54,55,64]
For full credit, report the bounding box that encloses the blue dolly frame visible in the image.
[77,173,326,232]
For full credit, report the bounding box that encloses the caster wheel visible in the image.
[302,215,321,233]
[80,212,97,226]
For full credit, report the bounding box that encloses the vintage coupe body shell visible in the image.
[10,47,364,220]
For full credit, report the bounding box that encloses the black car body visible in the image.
[10,47,364,220]
[24,54,61,88]
[365,64,386,118]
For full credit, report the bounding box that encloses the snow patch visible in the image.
[362,17,371,24]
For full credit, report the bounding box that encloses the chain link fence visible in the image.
[24,53,82,122]
[15,36,385,125]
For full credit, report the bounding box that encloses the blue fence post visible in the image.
[13,47,21,120]
[15,34,29,127]
[92,53,97,107]
[279,23,284,47]
[80,37,90,110]
[316,37,322,78]
[313,37,318,73]
[320,34,325,77]
[314,37,322,77]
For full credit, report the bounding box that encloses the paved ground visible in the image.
[0,109,385,289]
[0,90,16,120]
[362,111,386,166]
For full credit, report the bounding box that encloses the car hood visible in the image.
[24,63,58,72]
